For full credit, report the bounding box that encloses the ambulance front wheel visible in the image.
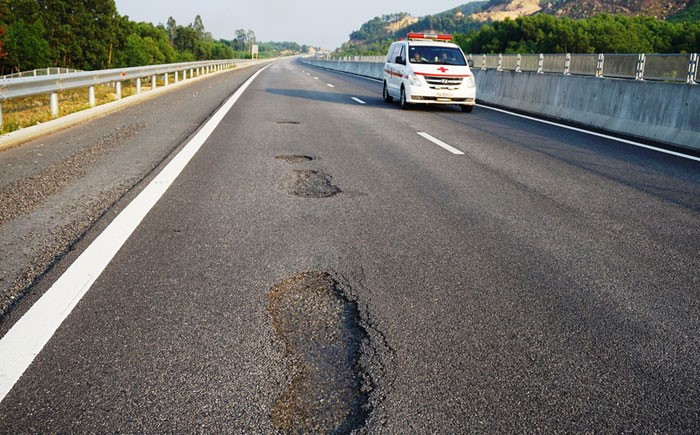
[461,104,474,113]
[400,87,410,110]
[383,82,393,103]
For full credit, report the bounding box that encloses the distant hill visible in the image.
[471,0,543,21]
[337,3,488,55]
[335,0,698,55]
[474,0,693,21]
[541,0,693,19]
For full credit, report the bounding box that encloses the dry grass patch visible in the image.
[1,81,139,134]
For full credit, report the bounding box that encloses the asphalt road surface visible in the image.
[1,58,699,433]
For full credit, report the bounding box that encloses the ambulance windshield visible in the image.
[408,46,467,66]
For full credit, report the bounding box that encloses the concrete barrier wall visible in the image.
[303,59,384,80]
[474,69,700,151]
[302,58,700,152]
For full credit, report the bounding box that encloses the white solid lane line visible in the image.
[417,132,465,155]
[0,65,272,404]
[478,104,700,163]
[351,97,367,105]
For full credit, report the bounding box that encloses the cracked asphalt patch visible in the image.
[0,124,144,227]
[0,184,133,320]
[267,271,372,433]
[288,169,341,198]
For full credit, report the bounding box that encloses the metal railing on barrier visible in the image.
[0,59,258,130]
[1,68,83,79]
[477,52,699,84]
[321,53,699,84]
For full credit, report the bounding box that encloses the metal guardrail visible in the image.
[321,53,699,84]
[0,59,257,129]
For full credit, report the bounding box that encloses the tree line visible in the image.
[455,14,700,54]
[335,10,700,57]
[0,0,310,74]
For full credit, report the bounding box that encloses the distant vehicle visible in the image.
[383,33,476,112]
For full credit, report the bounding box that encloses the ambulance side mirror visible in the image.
[395,56,405,65]
[468,59,474,68]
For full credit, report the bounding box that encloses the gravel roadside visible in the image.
[0,64,265,324]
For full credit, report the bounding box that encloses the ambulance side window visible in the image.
[387,44,398,64]
[386,45,394,63]
[396,45,406,65]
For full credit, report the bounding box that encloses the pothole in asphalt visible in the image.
[288,169,341,198]
[275,155,314,163]
[267,271,371,433]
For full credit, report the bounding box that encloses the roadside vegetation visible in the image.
[455,14,700,54]
[0,84,133,134]
[0,0,315,134]
[0,0,314,75]
[334,4,700,57]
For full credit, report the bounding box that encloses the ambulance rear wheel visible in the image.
[383,82,393,103]
[400,87,410,110]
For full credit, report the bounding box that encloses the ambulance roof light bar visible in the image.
[406,32,453,42]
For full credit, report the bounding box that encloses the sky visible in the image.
[113,0,472,50]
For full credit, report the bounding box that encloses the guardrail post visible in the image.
[497,54,503,71]
[164,73,169,87]
[0,104,3,130]
[136,78,142,94]
[50,93,59,117]
[115,82,122,99]
[516,54,522,73]
[174,71,179,83]
[596,53,605,78]
[151,75,157,90]
[88,86,96,107]
[688,53,698,84]
[538,54,544,74]
[564,53,571,75]
[481,54,486,70]
[636,54,646,80]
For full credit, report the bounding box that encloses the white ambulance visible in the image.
[383,33,476,112]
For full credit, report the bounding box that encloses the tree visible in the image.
[166,16,177,46]
[234,28,248,51]
[3,20,51,72]
[192,14,205,39]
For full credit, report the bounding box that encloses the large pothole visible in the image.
[288,169,341,198]
[267,271,371,433]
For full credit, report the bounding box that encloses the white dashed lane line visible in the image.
[417,132,464,155]
[351,97,366,105]
[327,83,335,88]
